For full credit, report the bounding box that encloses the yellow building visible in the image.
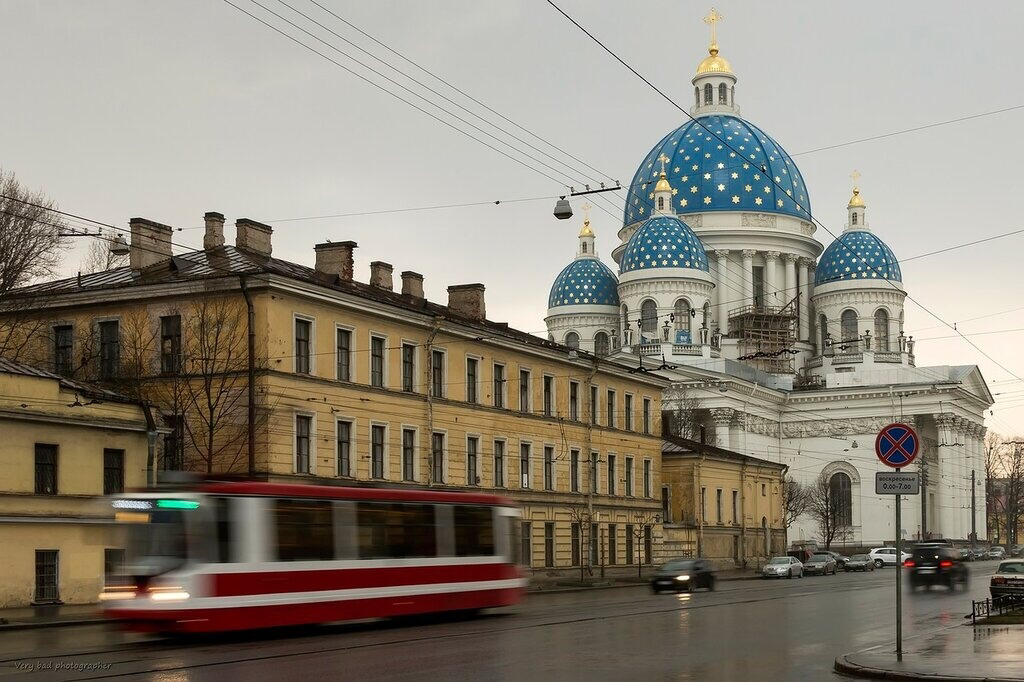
[2,214,670,577]
[0,358,153,607]
[660,435,786,568]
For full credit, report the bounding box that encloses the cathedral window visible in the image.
[695,87,700,108]
[582,242,587,253]
[703,83,713,105]
[594,332,609,357]
[640,300,658,335]
[829,472,853,527]
[718,83,727,104]
[657,196,664,210]
[673,299,691,339]
[565,332,580,349]
[840,309,858,342]
[874,309,889,351]
[818,314,828,353]
[851,212,858,225]
[702,301,711,328]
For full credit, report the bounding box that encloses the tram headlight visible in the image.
[150,587,190,601]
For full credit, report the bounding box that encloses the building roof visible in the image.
[816,229,902,285]
[620,215,710,274]
[548,257,620,308]
[0,357,142,405]
[662,434,786,470]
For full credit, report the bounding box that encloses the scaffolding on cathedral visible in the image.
[727,299,798,374]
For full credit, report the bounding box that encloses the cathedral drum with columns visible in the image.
[544,11,991,551]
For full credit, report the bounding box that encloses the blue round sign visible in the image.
[875,423,919,468]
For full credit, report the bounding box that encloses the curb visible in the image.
[528,573,762,594]
[0,618,111,632]
[833,653,1021,682]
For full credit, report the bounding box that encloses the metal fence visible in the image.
[971,597,1024,625]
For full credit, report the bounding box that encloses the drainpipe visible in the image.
[239,276,257,478]
[424,317,442,484]
[142,402,158,488]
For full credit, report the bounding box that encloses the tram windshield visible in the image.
[113,500,193,576]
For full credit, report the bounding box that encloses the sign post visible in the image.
[875,422,920,661]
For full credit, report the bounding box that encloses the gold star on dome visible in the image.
[755,197,763,205]
[680,199,688,207]
[703,196,712,204]
[672,188,678,195]
[731,195,740,203]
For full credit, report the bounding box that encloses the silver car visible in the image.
[804,553,838,575]
[762,556,803,579]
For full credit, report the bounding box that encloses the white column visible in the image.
[714,249,730,330]
[711,409,734,449]
[741,249,756,306]
[798,258,812,341]
[976,425,988,540]
[935,414,957,539]
[783,253,798,310]
[764,251,780,306]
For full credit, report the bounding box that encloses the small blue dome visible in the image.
[548,258,620,308]
[620,215,709,274]
[815,230,901,286]
[623,114,811,225]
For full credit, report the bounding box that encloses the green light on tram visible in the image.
[156,499,200,510]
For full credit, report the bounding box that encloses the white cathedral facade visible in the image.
[544,32,991,548]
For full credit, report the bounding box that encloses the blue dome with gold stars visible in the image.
[623,114,811,226]
[815,230,901,286]
[548,258,620,308]
[620,215,709,274]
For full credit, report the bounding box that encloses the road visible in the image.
[0,563,999,682]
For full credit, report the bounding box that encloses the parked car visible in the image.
[972,548,988,561]
[959,549,974,562]
[763,556,803,579]
[651,558,716,593]
[823,551,849,568]
[804,553,838,576]
[868,547,912,568]
[1011,545,1023,558]
[844,554,876,572]
[906,544,969,591]
[787,549,815,564]
[989,546,1007,560]
[990,559,1024,600]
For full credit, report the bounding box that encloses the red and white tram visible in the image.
[101,482,525,633]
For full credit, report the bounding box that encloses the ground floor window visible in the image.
[544,522,555,567]
[608,524,617,565]
[625,524,634,565]
[644,525,653,564]
[521,521,532,567]
[35,550,59,603]
[571,523,580,566]
[104,548,127,587]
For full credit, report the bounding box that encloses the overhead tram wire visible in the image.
[544,0,1024,388]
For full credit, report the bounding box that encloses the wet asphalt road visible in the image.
[0,563,998,682]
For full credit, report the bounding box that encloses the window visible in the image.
[520,443,531,488]
[357,502,437,558]
[430,350,445,397]
[565,332,579,349]
[466,357,479,403]
[569,381,579,421]
[841,309,858,342]
[544,522,555,567]
[34,550,59,603]
[543,375,553,417]
[608,524,617,565]
[493,363,505,408]
[431,432,445,483]
[35,444,57,495]
[657,196,664,210]
[644,526,652,564]
[570,449,580,493]
[732,490,739,524]
[625,524,634,565]
[762,483,767,496]
[874,309,890,351]
[694,86,700,107]
[162,415,184,471]
[662,485,671,522]
[590,385,598,425]
[606,390,616,428]
[98,320,119,379]
[454,505,494,556]
[571,523,580,566]
[103,449,124,495]
[544,446,554,490]
[294,318,311,374]
[401,343,415,391]
[295,415,312,474]
[716,489,723,524]
[53,324,73,376]
[640,299,657,335]
[590,452,599,494]
[521,522,532,567]
[402,428,415,481]
[336,328,352,381]
[594,332,609,356]
[159,315,181,374]
[337,421,352,477]
[494,440,505,487]
[371,424,385,478]
[644,460,652,497]
[643,398,651,435]
[829,472,853,526]
[625,394,633,431]
[752,266,765,308]
[519,370,530,412]
[701,487,707,521]
[104,548,127,587]
[625,456,634,496]
[851,211,858,225]
[703,83,713,104]
[590,525,598,565]
[275,499,334,561]
[607,454,616,495]
[819,314,829,353]
[467,437,479,485]
[370,336,385,387]
[718,82,728,104]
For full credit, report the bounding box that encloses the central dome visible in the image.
[623,114,811,226]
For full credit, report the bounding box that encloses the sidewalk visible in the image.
[835,623,1024,681]
[0,604,107,630]
[527,567,762,593]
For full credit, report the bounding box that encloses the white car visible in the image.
[990,559,1024,600]
[762,556,803,579]
[868,547,912,568]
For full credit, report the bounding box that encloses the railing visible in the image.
[971,597,1024,625]
[672,343,703,356]
[805,357,823,369]
[637,343,662,356]
[832,353,863,364]
[875,351,902,363]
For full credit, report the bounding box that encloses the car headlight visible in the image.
[675,575,690,581]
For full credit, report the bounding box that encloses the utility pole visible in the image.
[971,469,977,553]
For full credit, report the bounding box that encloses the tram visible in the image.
[101,481,525,633]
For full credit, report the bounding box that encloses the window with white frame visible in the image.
[401,343,415,392]
[430,350,445,397]
[643,459,651,497]
[466,357,479,403]
[624,456,633,496]
[569,381,579,421]
[467,436,479,485]
[431,432,445,483]
[401,428,415,481]
[606,389,616,428]
[337,420,352,477]
[370,336,386,387]
[570,449,580,493]
[624,394,634,431]
[518,369,530,412]
[643,398,651,434]
[543,375,554,417]
[590,385,598,425]
[371,424,385,478]
[336,327,352,381]
[607,454,616,495]
[543,445,554,491]
[493,363,506,408]
[295,317,312,374]
[295,414,313,474]
[494,440,506,487]
[520,443,531,488]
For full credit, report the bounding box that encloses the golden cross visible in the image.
[582,201,592,222]
[704,7,724,48]
[657,153,670,174]
[850,169,861,191]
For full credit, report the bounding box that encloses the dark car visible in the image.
[651,558,715,593]
[906,545,969,591]
[844,554,875,572]
[824,550,849,569]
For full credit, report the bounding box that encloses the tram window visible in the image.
[453,506,495,556]
[214,497,235,562]
[274,499,334,561]
[357,502,437,558]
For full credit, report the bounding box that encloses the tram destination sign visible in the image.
[875,471,920,495]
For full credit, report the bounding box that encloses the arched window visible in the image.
[899,310,905,335]
[640,300,658,335]
[851,212,858,225]
[621,304,629,333]
[703,83,713,104]
[819,314,829,352]
[718,83,728,104]
[594,332,609,357]
[565,332,580,349]
[694,87,700,108]
[874,309,889,351]
[703,301,711,328]
[840,309,858,342]
[674,299,691,336]
[829,472,853,527]
[581,242,587,253]
[731,86,735,104]
[657,196,664,210]
[548,334,554,342]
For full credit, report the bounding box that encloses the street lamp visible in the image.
[553,197,573,220]
[59,229,130,257]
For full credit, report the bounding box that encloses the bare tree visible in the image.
[567,502,594,583]
[80,230,127,274]
[987,432,1024,547]
[664,384,703,440]
[629,510,660,577]
[805,472,847,549]
[0,169,69,293]
[782,476,810,530]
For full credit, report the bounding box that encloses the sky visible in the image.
[3,0,1024,436]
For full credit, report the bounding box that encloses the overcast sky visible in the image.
[4,1,1024,435]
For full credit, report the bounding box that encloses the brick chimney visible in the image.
[447,284,486,321]
[235,218,273,256]
[204,212,225,250]
[369,261,394,290]
[401,271,424,299]
[129,217,173,270]
[314,241,357,281]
